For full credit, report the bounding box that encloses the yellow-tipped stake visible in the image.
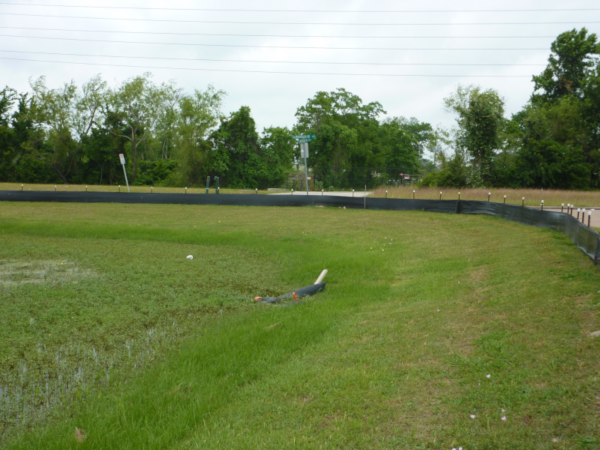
[458,192,461,201]
[522,197,525,207]
[440,191,443,200]
[413,190,416,200]
[504,195,507,204]
[488,192,491,202]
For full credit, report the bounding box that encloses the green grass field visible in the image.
[1,202,600,449]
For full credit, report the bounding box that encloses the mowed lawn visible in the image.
[1,202,600,449]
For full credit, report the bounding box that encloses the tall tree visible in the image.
[380,117,433,178]
[0,87,16,180]
[532,28,600,104]
[107,73,180,181]
[209,106,263,188]
[511,97,591,189]
[29,75,107,183]
[295,89,385,187]
[171,86,225,186]
[259,127,295,187]
[444,85,506,185]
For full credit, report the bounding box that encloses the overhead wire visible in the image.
[0,56,535,77]
[0,26,564,39]
[0,34,553,50]
[0,1,577,78]
[0,49,547,66]
[0,12,598,26]
[0,3,598,13]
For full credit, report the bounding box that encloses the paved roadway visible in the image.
[544,207,600,228]
[271,191,372,198]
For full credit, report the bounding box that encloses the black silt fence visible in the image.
[1,191,598,265]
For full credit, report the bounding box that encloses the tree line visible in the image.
[425,28,600,189]
[1,28,599,189]
[0,75,431,189]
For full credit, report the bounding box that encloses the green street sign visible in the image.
[293,134,316,140]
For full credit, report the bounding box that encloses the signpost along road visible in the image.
[293,134,316,141]
[292,135,316,195]
[119,153,131,193]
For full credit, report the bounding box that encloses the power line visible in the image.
[0,3,598,13]
[0,34,552,50]
[1,12,597,26]
[0,49,547,66]
[0,26,563,40]
[0,56,534,77]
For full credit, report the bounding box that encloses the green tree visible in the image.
[106,73,180,182]
[512,98,591,189]
[260,127,295,187]
[420,149,469,188]
[29,75,107,183]
[444,85,506,185]
[380,117,433,178]
[209,106,263,188]
[532,28,600,104]
[295,88,386,187]
[170,86,225,186]
[0,87,16,180]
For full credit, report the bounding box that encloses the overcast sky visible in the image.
[1,0,599,134]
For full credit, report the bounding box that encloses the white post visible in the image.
[303,142,309,195]
[119,153,130,193]
[314,269,328,285]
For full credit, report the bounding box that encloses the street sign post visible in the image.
[293,134,316,141]
[293,135,316,195]
[119,153,130,193]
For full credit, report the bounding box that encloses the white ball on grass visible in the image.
[187,255,194,260]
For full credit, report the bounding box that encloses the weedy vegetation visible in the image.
[373,186,600,208]
[1,202,600,449]
[0,183,270,195]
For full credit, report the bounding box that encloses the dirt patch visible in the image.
[0,260,95,287]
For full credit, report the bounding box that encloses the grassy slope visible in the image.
[1,203,600,449]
